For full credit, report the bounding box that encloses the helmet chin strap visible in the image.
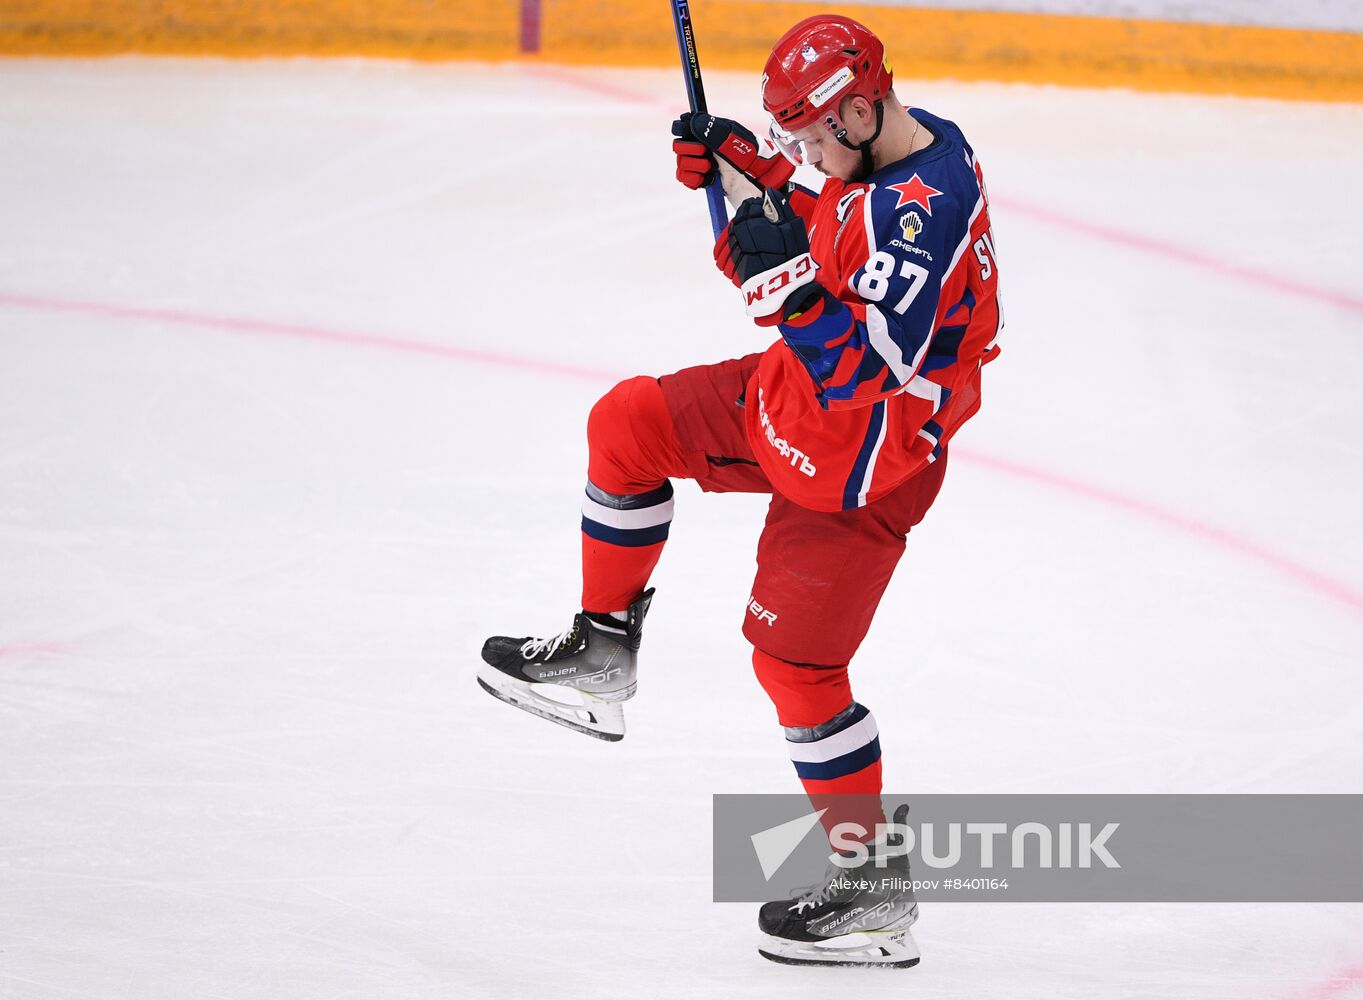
[835,100,885,179]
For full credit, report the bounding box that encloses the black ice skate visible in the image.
[758,804,921,968]
[476,589,653,742]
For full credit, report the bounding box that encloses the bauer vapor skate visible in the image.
[758,803,921,968]
[477,589,653,742]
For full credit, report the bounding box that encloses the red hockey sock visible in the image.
[581,376,687,614]
[580,485,672,613]
[752,648,886,840]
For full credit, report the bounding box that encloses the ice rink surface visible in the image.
[2,56,1362,999]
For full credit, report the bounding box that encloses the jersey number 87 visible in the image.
[853,250,929,315]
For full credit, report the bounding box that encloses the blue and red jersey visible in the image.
[743,107,1003,512]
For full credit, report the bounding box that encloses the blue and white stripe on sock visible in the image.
[784,702,881,781]
[581,480,675,547]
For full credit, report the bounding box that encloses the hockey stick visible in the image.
[669,0,728,238]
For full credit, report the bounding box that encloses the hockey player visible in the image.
[478,14,1001,967]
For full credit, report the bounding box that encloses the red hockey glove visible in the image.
[671,112,796,191]
[714,189,821,326]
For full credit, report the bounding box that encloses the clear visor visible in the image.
[768,117,838,166]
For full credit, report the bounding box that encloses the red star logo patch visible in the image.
[886,174,943,215]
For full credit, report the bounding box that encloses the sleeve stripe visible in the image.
[865,303,914,385]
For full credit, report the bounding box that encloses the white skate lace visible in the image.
[793,863,843,912]
[519,623,579,660]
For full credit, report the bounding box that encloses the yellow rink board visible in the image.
[2,0,1360,102]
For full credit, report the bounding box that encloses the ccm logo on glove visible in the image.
[715,189,822,323]
[742,253,816,317]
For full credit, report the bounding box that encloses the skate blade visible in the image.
[476,667,625,742]
[758,927,921,969]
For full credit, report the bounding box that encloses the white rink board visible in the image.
[1,58,1362,1000]
[777,0,1363,32]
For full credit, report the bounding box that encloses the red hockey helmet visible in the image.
[762,15,893,137]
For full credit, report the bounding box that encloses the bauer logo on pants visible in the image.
[746,596,778,626]
[712,794,1363,903]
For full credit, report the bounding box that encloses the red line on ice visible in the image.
[994,198,1363,314]
[522,65,675,108]
[0,292,611,383]
[953,447,1363,616]
[3,289,1361,618]
[1285,963,1363,1000]
[0,642,68,659]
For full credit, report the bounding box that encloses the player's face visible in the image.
[768,97,876,183]
[769,119,855,179]
[806,132,862,181]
